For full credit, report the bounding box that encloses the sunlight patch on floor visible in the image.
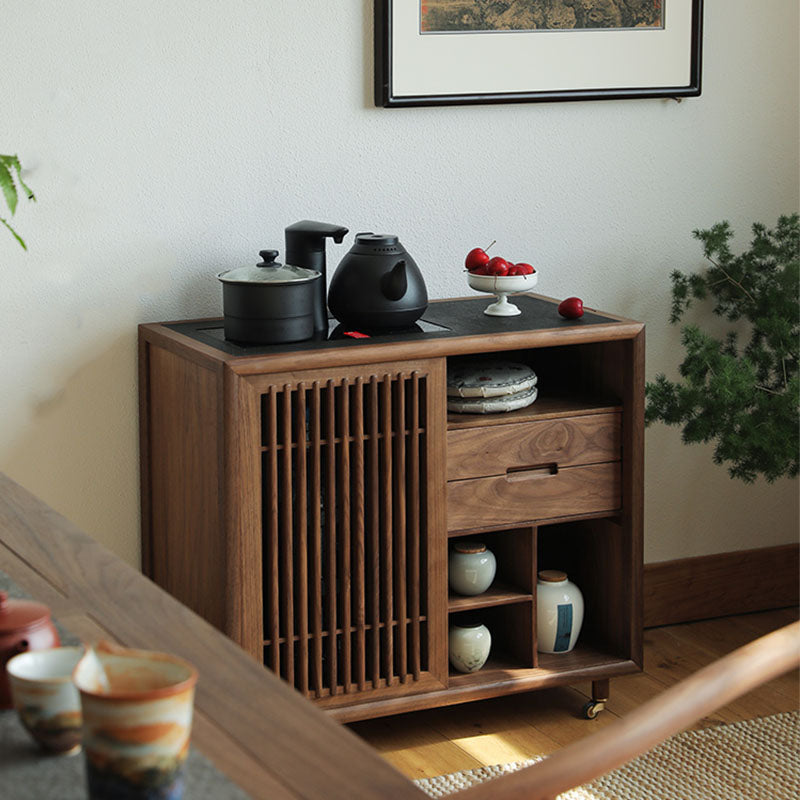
[448,726,556,766]
[449,732,532,764]
[379,739,451,759]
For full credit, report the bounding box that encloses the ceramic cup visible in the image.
[73,642,198,800]
[6,645,84,754]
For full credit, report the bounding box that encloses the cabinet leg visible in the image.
[582,679,610,720]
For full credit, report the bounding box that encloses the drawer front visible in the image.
[447,413,621,481]
[447,462,621,532]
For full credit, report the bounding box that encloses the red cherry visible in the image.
[471,264,490,275]
[507,265,523,276]
[487,256,510,276]
[516,262,535,275]
[465,247,490,272]
[464,240,497,272]
[558,297,584,319]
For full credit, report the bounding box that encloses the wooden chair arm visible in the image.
[457,621,800,800]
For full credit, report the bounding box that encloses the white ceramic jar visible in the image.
[449,541,497,596]
[536,570,584,654]
[449,620,491,673]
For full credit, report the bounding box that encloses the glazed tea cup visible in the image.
[6,645,84,754]
[73,642,198,800]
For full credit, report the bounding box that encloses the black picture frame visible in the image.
[375,1,703,108]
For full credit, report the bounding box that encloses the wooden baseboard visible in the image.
[644,544,799,628]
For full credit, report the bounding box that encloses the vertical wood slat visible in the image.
[409,373,421,679]
[394,375,408,682]
[295,385,309,696]
[281,385,295,686]
[281,384,294,685]
[381,374,394,686]
[325,380,338,695]
[267,386,280,675]
[353,378,367,691]
[368,376,381,688]
[338,380,352,692]
[310,382,323,697]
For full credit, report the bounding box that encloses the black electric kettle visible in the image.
[327,233,428,330]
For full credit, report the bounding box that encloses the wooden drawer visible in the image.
[447,462,621,532]
[447,412,621,481]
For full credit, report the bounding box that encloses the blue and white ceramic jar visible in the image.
[536,570,584,654]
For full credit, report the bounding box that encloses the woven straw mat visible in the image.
[414,711,799,800]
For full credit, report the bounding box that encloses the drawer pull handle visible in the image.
[505,464,558,482]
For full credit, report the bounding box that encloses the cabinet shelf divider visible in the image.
[448,584,533,612]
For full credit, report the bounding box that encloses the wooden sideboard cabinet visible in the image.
[139,295,644,722]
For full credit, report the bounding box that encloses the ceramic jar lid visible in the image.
[0,591,53,633]
[218,250,321,285]
[453,541,487,554]
[538,570,568,583]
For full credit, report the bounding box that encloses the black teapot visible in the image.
[327,233,428,330]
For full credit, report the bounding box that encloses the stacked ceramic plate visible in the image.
[447,359,538,414]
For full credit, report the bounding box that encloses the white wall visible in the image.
[2,1,797,567]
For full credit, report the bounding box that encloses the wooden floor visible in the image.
[350,607,800,780]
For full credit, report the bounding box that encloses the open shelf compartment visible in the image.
[448,603,534,680]
[447,527,535,612]
[536,517,635,662]
[446,341,625,431]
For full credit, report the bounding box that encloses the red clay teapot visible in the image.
[0,591,60,708]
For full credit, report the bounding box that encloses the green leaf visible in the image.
[8,156,35,202]
[0,154,35,202]
[0,161,19,216]
[0,154,35,248]
[0,215,27,250]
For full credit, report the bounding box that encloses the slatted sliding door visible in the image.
[255,359,447,706]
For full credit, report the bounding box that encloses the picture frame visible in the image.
[375,1,703,107]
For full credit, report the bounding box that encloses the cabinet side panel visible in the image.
[145,344,225,629]
[139,334,154,578]
[623,330,645,665]
[223,371,264,656]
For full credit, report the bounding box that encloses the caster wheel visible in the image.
[582,700,605,719]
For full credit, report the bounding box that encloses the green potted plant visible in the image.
[0,153,35,249]
[646,214,799,483]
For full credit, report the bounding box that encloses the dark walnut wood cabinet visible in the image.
[139,294,644,722]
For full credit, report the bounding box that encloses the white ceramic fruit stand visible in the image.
[468,272,539,316]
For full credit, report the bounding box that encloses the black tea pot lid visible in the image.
[218,250,321,285]
[349,233,405,255]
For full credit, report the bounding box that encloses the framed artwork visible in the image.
[375,1,703,107]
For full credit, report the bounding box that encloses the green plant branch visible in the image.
[706,256,757,305]
[646,214,800,484]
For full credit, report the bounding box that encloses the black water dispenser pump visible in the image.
[284,220,349,334]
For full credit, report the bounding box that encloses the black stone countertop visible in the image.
[166,295,621,358]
